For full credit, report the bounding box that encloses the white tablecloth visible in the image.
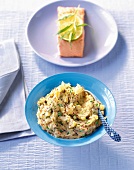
[0,0,134,169]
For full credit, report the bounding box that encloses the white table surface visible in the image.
[0,0,134,169]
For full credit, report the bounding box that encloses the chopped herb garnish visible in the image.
[69,87,73,93]
[60,129,64,133]
[58,104,63,107]
[95,120,99,125]
[67,132,70,135]
[87,121,91,124]
[79,130,84,132]
[58,112,62,116]
[59,121,63,125]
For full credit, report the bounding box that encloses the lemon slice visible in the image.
[57,13,83,42]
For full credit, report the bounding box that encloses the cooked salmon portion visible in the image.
[57,7,85,57]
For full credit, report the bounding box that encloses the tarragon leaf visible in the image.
[69,32,73,43]
[58,14,74,21]
[77,23,88,27]
[57,24,72,35]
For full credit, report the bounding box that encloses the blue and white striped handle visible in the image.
[98,110,121,142]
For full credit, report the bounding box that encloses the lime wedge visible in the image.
[57,13,83,42]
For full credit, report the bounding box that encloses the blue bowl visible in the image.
[25,73,116,147]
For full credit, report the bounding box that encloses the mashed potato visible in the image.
[36,82,105,139]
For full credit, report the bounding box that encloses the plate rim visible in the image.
[25,72,117,147]
[26,0,118,67]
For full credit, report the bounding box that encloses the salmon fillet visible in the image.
[57,6,85,57]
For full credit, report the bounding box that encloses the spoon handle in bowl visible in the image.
[98,110,121,142]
